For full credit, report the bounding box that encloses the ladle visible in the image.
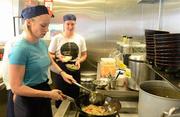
[114,70,122,80]
[73,82,105,105]
[104,97,121,117]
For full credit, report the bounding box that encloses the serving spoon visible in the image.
[73,82,105,105]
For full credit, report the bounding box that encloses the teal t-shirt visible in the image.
[9,39,51,86]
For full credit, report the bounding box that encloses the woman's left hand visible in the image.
[61,72,76,84]
[75,59,81,69]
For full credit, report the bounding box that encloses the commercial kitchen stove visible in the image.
[54,86,139,117]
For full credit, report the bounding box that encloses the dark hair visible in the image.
[63,14,76,22]
[21,5,53,20]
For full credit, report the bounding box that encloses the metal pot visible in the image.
[81,77,95,93]
[80,71,97,92]
[81,71,97,78]
[138,80,180,117]
[128,53,152,90]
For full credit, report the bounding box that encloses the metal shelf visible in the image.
[146,64,180,92]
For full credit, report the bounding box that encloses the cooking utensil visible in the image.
[73,82,105,105]
[65,95,75,102]
[93,72,121,89]
[162,107,180,117]
[73,82,92,92]
[75,94,121,117]
[108,71,122,89]
[128,53,151,90]
[138,80,180,117]
[114,70,121,80]
[93,78,109,89]
[89,91,106,106]
[104,97,121,113]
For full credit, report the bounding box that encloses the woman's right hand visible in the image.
[49,89,66,101]
[61,72,76,84]
[56,54,64,62]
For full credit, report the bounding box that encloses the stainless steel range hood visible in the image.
[138,0,159,4]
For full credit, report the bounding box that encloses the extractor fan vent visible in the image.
[138,0,159,4]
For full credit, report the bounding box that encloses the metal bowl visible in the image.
[93,78,110,89]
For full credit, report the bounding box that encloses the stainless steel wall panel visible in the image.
[162,1,180,32]
[42,0,159,71]
[50,0,107,70]
[34,0,180,71]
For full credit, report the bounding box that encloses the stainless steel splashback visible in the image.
[162,1,180,32]
[48,0,149,69]
[51,0,106,62]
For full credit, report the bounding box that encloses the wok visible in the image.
[75,94,121,117]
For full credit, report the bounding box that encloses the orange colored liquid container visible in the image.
[100,60,116,78]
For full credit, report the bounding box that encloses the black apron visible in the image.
[7,90,15,117]
[51,60,80,108]
[14,80,52,117]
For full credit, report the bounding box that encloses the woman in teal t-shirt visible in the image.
[8,5,76,117]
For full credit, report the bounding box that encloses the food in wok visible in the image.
[75,94,121,116]
[82,104,113,116]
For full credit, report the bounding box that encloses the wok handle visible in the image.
[65,95,75,102]
[73,82,92,93]
[161,107,180,117]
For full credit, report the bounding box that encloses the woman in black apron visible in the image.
[49,14,87,108]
